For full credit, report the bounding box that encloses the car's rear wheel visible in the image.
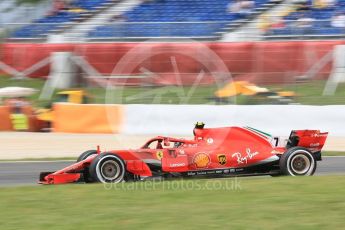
[279,147,316,176]
[77,150,97,183]
[89,153,126,183]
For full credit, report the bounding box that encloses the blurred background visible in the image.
[0,0,345,136]
[1,2,345,228]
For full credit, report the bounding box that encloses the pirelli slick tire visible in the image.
[77,150,97,162]
[280,147,316,176]
[77,150,98,183]
[89,153,126,183]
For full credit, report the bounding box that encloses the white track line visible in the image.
[0,160,75,163]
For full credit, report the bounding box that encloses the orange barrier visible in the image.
[53,103,123,133]
[0,106,13,131]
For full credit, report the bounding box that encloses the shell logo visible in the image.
[193,153,210,168]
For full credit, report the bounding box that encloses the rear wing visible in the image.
[287,130,328,152]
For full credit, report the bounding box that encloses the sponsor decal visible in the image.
[186,168,242,177]
[271,150,283,154]
[156,151,164,160]
[232,148,259,165]
[193,153,210,168]
[207,138,214,144]
[310,143,320,147]
[170,163,186,167]
[217,154,227,165]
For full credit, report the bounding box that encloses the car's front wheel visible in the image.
[77,150,98,183]
[89,153,126,183]
[279,147,316,176]
[77,150,97,163]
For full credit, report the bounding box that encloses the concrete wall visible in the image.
[122,105,345,137]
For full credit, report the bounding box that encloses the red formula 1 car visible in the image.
[39,123,328,184]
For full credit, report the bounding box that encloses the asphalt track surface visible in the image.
[0,157,344,187]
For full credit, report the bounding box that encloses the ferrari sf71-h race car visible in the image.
[39,123,328,184]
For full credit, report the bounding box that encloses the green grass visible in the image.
[1,75,345,105]
[93,85,221,104]
[270,81,345,105]
[15,0,46,4]
[0,176,344,229]
[88,80,345,105]
[323,151,345,156]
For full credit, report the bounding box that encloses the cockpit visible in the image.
[142,138,184,150]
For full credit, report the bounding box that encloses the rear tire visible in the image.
[77,150,97,183]
[280,147,316,176]
[89,153,126,183]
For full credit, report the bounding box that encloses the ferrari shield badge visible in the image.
[217,154,227,165]
[156,151,164,160]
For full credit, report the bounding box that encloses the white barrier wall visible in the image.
[122,105,345,136]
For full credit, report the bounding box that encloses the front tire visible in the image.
[77,150,98,183]
[77,150,97,162]
[279,147,316,176]
[89,153,126,183]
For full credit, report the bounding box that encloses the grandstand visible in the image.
[11,0,115,39]
[4,0,345,41]
[87,0,276,40]
[10,0,281,40]
[265,0,345,39]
